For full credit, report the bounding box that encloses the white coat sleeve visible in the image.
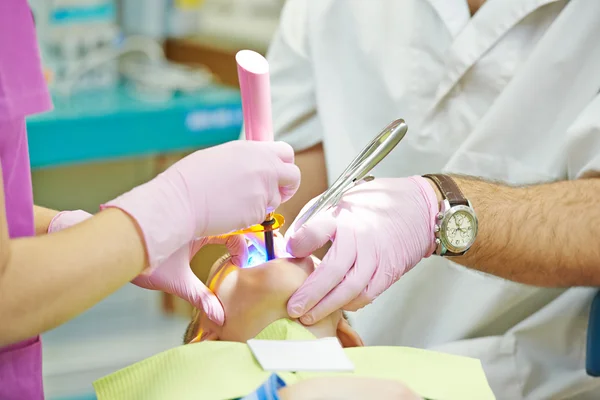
[566,94,600,179]
[267,0,323,152]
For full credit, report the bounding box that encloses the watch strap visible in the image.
[422,174,468,207]
[443,249,463,257]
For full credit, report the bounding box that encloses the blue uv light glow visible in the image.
[245,244,267,268]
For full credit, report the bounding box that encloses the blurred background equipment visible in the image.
[27,1,285,399]
[30,0,120,92]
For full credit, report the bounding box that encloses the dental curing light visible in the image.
[236,49,277,260]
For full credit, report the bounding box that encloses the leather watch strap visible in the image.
[422,174,468,206]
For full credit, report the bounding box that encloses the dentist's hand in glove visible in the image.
[285,176,438,325]
[51,141,301,325]
[130,234,249,323]
[49,211,249,325]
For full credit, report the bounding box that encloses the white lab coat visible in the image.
[268,0,600,398]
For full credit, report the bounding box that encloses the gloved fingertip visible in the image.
[193,284,224,325]
[131,274,153,290]
[280,186,299,203]
[285,235,312,258]
[286,213,337,257]
[209,309,225,326]
[205,298,225,326]
[288,303,304,319]
[299,314,315,326]
[285,241,296,256]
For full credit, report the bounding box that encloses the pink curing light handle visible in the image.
[236,50,274,142]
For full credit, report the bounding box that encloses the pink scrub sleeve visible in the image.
[0,1,53,399]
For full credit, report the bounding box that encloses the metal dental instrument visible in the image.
[293,118,408,229]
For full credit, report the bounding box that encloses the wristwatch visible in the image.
[422,174,478,257]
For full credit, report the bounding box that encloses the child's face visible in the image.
[184,250,362,347]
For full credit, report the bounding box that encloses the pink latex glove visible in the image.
[47,210,248,325]
[102,140,300,268]
[285,176,439,325]
[48,210,93,233]
[132,235,249,324]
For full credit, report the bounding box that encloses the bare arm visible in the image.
[427,176,600,286]
[33,205,59,235]
[0,169,146,345]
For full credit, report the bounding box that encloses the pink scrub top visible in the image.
[0,1,53,398]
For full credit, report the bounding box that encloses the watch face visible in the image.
[442,209,477,252]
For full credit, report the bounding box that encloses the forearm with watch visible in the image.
[423,174,600,287]
[285,172,600,324]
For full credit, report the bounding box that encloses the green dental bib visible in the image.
[93,319,494,400]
